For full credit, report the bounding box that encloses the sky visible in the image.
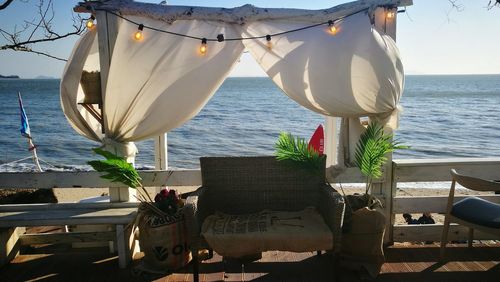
[0,0,499,78]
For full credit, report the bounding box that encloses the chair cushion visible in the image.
[451,196,500,229]
[201,207,333,258]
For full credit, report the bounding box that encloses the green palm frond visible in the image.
[88,148,142,188]
[275,132,323,170]
[354,122,407,193]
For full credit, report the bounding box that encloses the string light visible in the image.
[327,20,338,35]
[134,24,144,41]
[386,9,396,19]
[266,35,272,50]
[200,38,207,55]
[86,15,96,29]
[96,7,387,50]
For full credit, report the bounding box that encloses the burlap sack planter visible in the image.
[138,205,192,271]
[341,206,386,278]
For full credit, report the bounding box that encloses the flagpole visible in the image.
[18,92,43,172]
[28,138,43,172]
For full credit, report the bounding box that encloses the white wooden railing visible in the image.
[390,158,500,242]
[0,157,499,243]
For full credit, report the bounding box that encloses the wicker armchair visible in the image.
[183,156,345,281]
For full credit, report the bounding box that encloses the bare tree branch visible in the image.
[0,0,15,10]
[11,45,67,61]
[487,0,500,9]
[0,0,85,61]
[448,0,464,12]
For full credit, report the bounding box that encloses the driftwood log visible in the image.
[75,0,413,24]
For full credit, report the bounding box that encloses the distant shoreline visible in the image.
[1,74,499,80]
[0,75,20,79]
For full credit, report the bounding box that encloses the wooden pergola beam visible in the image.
[75,0,413,24]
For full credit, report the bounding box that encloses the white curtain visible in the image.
[105,17,244,142]
[61,18,244,159]
[241,12,404,123]
[61,11,403,161]
[60,29,102,142]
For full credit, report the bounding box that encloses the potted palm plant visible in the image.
[341,121,406,278]
[275,132,324,170]
[88,148,191,273]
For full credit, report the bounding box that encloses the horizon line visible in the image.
[3,73,500,79]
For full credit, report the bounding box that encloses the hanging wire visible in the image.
[0,156,34,167]
[0,157,59,170]
[97,7,370,42]
[38,158,57,168]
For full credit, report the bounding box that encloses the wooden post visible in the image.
[154,133,168,193]
[324,117,338,167]
[0,227,25,267]
[372,6,398,244]
[95,11,134,202]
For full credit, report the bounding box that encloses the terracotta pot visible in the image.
[80,71,102,104]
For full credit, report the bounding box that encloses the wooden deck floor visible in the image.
[1,242,498,282]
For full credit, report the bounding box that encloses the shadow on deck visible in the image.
[0,242,498,282]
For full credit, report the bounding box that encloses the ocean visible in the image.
[1,75,500,172]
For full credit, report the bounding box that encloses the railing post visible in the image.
[95,10,135,202]
[154,133,168,193]
[371,5,398,244]
[324,117,338,167]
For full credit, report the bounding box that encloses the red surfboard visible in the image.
[308,124,324,155]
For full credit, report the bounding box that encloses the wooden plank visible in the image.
[393,224,499,242]
[75,0,413,23]
[0,170,201,189]
[0,227,24,267]
[19,231,115,245]
[394,158,500,182]
[154,133,168,194]
[0,202,139,211]
[324,117,338,168]
[394,195,500,213]
[0,208,137,227]
[116,224,133,269]
[326,166,385,183]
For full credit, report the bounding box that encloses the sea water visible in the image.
[0,75,499,174]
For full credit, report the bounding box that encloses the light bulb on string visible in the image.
[200,38,207,55]
[266,35,272,50]
[134,24,144,41]
[386,9,396,19]
[86,15,95,29]
[328,20,338,35]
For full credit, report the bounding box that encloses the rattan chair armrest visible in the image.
[318,184,345,253]
[183,187,205,247]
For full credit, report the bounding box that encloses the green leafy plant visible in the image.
[88,148,142,188]
[275,132,323,170]
[354,121,407,195]
[88,148,171,216]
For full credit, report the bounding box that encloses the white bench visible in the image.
[0,170,188,269]
[0,202,138,268]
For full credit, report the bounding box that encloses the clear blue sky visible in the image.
[0,0,499,78]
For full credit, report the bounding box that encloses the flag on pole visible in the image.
[17,92,42,171]
[18,92,31,138]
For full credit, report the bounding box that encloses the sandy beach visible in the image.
[52,185,495,226]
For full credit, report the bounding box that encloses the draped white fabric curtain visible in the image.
[60,10,403,161]
[61,29,102,142]
[240,12,403,121]
[105,17,245,142]
[61,18,245,159]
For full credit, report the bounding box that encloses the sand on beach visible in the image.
[52,185,496,226]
